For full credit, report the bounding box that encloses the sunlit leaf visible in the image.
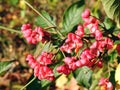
[101,0,120,28]
[115,64,120,85]
[61,0,85,36]
[56,74,68,89]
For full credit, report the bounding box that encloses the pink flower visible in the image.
[60,33,83,53]
[34,65,54,81]
[75,25,84,38]
[63,57,78,70]
[97,40,106,52]
[34,27,44,42]
[68,62,77,70]
[64,57,76,65]
[98,78,113,90]
[80,48,95,60]
[98,78,109,86]
[21,24,31,31]
[56,65,71,75]
[104,38,113,50]
[22,29,32,38]
[26,54,38,68]
[36,52,53,65]
[90,41,100,56]
[21,24,50,44]
[80,58,90,66]
[96,60,103,68]
[106,82,113,90]
[26,52,54,81]
[118,33,120,39]
[94,30,103,40]
[84,17,98,28]
[81,9,90,21]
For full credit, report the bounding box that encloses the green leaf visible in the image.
[103,17,116,29]
[110,71,116,89]
[61,0,85,35]
[115,40,120,44]
[40,80,51,88]
[34,42,53,58]
[0,61,13,75]
[41,42,52,52]
[35,11,56,29]
[109,50,118,63]
[101,0,120,28]
[73,66,93,88]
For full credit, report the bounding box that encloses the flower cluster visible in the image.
[21,24,50,44]
[82,9,103,40]
[57,9,114,75]
[60,32,83,53]
[57,57,77,75]
[22,9,117,90]
[26,52,54,81]
[98,78,113,90]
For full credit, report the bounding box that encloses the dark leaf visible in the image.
[73,66,93,88]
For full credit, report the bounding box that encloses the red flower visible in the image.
[116,44,120,55]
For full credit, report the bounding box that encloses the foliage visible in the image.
[101,0,120,28]
[61,0,85,36]
[73,66,93,88]
[1,0,120,90]
[0,61,13,75]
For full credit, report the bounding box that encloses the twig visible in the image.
[20,77,36,90]
[0,26,22,34]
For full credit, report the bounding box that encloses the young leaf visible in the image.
[35,11,56,29]
[73,66,93,88]
[41,42,52,52]
[101,0,120,28]
[61,0,85,35]
[0,61,13,75]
